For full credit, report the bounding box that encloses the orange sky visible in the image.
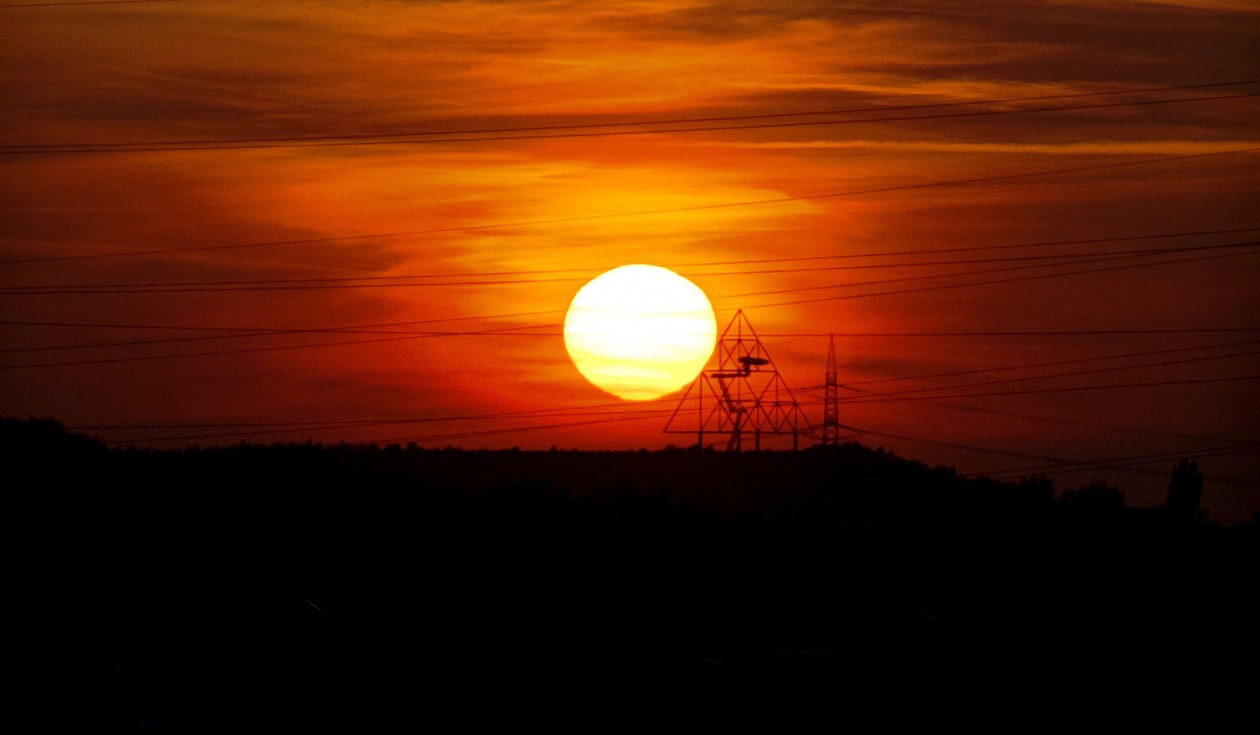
[1,0,1258,519]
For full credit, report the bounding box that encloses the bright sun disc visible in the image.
[564,264,717,401]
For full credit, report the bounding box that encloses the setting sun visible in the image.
[564,265,717,401]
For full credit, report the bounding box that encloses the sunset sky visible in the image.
[2,0,1257,519]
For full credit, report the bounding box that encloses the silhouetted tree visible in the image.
[1164,458,1204,522]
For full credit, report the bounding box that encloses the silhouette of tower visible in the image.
[822,333,840,446]
[665,310,813,451]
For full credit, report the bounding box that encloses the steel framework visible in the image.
[664,310,814,451]
[822,333,840,446]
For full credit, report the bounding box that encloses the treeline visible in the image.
[9,416,1256,728]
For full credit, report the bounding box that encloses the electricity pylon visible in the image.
[822,333,840,446]
[664,310,814,451]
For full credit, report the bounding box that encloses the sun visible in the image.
[564,264,717,401]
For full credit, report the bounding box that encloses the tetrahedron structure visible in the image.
[664,310,814,451]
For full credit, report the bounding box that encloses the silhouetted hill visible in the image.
[10,417,1256,727]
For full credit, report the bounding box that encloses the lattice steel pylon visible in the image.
[822,333,840,446]
[664,310,814,451]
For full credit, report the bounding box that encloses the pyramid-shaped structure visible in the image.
[664,310,814,450]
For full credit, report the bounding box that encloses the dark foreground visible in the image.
[11,418,1257,729]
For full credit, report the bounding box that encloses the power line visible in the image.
[0,308,567,356]
[3,90,1256,154]
[895,398,1247,447]
[976,445,1260,483]
[0,328,558,370]
[2,80,1256,150]
[4,244,1255,362]
[0,327,562,355]
[5,321,1259,357]
[53,301,1254,360]
[5,148,1257,266]
[67,359,1257,446]
[103,408,677,447]
[837,374,1260,404]
[4,233,1256,362]
[838,339,1260,389]
[0,274,585,295]
[87,404,677,445]
[74,376,1260,450]
[763,329,1260,337]
[6,240,1254,295]
[7,322,1258,376]
[737,247,1260,309]
[668,228,1260,267]
[5,318,1257,338]
[4,80,1254,146]
[842,422,1260,483]
[839,349,1260,401]
[5,246,1244,301]
[75,398,675,430]
[717,242,1259,300]
[5,318,1260,359]
[351,412,678,448]
[0,0,193,7]
[0,308,561,333]
[839,422,1120,472]
[49,349,1259,454]
[0,242,1191,291]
